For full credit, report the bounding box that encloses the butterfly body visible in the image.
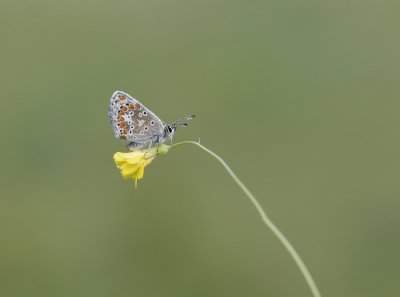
[109,91,193,150]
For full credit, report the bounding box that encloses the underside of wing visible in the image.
[108,91,165,142]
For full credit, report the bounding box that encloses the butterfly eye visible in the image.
[168,126,173,133]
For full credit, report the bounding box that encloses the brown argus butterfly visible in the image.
[108,91,194,150]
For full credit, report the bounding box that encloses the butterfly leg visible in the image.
[155,135,162,155]
[141,140,154,159]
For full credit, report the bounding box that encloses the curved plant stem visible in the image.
[171,141,322,297]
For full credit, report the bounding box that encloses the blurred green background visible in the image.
[1,0,399,296]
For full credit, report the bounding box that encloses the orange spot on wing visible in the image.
[119,123,126,128]
[122,106,128,111]
[129,104,134,110]
[134,103,141,110]
[118,117,124,122]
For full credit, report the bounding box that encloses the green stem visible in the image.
[171,141,322,297]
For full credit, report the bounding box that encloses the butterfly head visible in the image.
[164,114,195,141]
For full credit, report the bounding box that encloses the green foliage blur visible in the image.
[1,1,399,296]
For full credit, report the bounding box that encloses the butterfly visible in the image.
[108,90,194,150]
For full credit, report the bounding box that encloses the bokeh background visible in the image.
[1,1,399,296]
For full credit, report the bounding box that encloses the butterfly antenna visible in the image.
[171,114,195,128]
[182,114,195,121]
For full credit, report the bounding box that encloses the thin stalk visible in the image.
[171,141,321,297]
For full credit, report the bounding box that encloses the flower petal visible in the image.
[120,164,140,178]
[126,155,144,164]
[113,144,171,188]
[113,153,127,166]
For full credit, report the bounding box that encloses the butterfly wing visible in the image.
[108,91,165,143]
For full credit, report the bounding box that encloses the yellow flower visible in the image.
[113,144,170,188]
